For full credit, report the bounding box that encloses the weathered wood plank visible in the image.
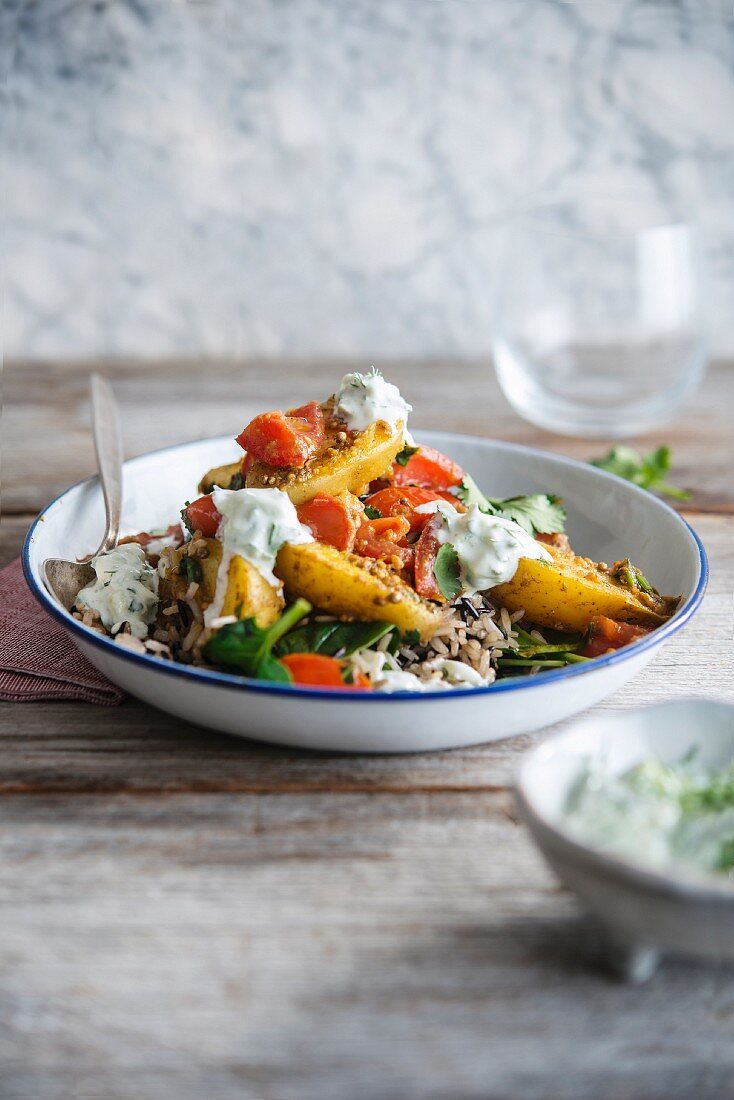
[1,791,733,1100]
[5,358,733,513]
[1,513,730,793]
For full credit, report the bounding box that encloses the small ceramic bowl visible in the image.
[24,433,707,753]
[516,700,734,980]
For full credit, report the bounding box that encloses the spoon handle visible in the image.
[90,374,123,555]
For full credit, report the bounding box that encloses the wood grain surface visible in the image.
[2,359,734,1100]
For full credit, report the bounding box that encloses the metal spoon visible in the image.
[43,374,123,610]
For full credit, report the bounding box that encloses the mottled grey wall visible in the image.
[4,0,734,359]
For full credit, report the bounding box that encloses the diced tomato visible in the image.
[236,400,325,468]
[297,492,364,552]
[354,514,414,569]
[365,486,460,534]
[580,616,649,659]
[280,653,371,690]
[413,522,444,601]
[183,494,222,538]
[392,446,465,491]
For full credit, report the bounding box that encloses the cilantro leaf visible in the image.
[402,628,421,648]
[394,445,419,467]
[488,494,566,536]
[433,543,462,600]
[591,445,689,500]
[364,504,382,520]
[455,478,565,536]
[454,477,565,535]
[203,599,311,682]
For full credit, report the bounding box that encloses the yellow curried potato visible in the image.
[246,420,403,505]
[275,541,443,643]
[160,539,283,629]
[197,461,242,495]
[492,547,678,632]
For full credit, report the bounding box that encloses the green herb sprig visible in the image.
[455,475,566,536]
[591,445,689,500]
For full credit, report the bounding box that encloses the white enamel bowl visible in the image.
[24,432,707,753]
[516,701,734,979]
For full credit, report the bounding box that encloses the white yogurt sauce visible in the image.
[565,755,734,880]
[334,368,412,432]
[205,488,313,627]
[415,500,550,593]
[76,543,159,639]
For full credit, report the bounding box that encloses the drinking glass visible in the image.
[492,205,707,438]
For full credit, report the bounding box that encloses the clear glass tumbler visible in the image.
[492,206,707,438]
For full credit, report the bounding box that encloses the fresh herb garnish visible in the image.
[180,556,203,584]
[275,619,398,659]
[454,477,566,536]
[402,628,421,648]
[364,504,383,520]
[394,445,419,467]
[612,558,655,595]
[716,838,734,872]
[591,445,689,500]
[203,599,311,683]
[433,543,462,600]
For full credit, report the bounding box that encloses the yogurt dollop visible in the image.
[334,368,412,432]
[417,500,551,593]
[76,543,159,639]
[205,488,313,627]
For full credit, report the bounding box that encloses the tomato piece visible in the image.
[119,523,184,552]
[240,452,255,479]
[236,400,325,468]
[354,515,414,569]
[365,486,460,534]
[280,653,371,690]
[392,446,465,491]
[580,616,649,659]
[297,492,364,552]
[413,523,444,601]
[183,494,222,538]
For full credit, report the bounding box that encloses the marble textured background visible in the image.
[3,0,734,361]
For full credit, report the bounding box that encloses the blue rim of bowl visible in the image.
[22,432,709,703]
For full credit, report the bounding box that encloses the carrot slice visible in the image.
[365,486,460,533]
[297,492,364,552]
[280,653,371,690]
[236,400,325,468]
[392,446,465,491]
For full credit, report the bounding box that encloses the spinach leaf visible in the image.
[364,504,383,520]
[433,543,462,600]
[275,619,397,658]
[203,598,311,682]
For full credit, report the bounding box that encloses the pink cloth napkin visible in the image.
[0,558,126,706]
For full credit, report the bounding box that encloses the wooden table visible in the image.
[3,360,734,1100]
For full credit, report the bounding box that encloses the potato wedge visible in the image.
[160,539,283,629]
[492,547,678,632]
[197,461,242,496]
[246,420,403,505]
[275,540,442,642]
